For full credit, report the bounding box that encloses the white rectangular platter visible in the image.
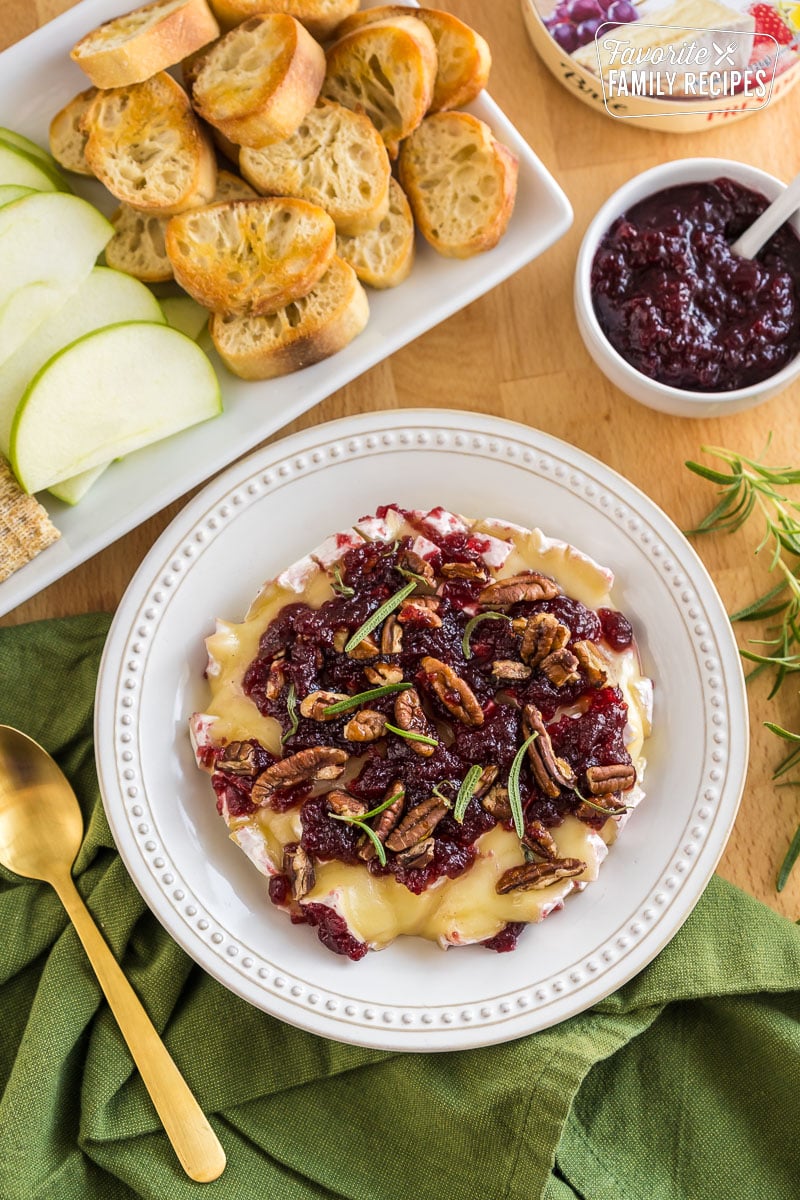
[0,0,572,618]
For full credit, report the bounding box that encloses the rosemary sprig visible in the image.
[686,444,800,697]
[461,611,512,659]
[280,682,298,744]
[507,732,538,838]
[322,682,411,716]
[453,765,483,823]
[331,564,354,597]
[777,825,800,893]
[328,792,404,869]
[344,581,416,652]
[383,722,439,748]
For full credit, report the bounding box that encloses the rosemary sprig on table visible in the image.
[686,444,800,891]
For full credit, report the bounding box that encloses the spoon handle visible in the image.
[53,871,226,1183]
[730,171,800,259]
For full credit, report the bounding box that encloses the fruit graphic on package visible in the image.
[545,0,639,52]
[750,2,794,44]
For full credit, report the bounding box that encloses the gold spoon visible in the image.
[0,724,226,1184]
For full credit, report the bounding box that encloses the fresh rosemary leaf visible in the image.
[397,565,430,587]
[453,765,483,823]
[280,682,298,744]
[359,822,387,867]
[360,792,404,822]
[331,564,354,597]
[685,460,737,486]
[574,792,630,816]
[383,722,439,748]
[508,732,538,838]
[344,581,416,652]
[461,611,512,659]
[776,824,800,892]
[764,722,800,743]
[322,682,411,716]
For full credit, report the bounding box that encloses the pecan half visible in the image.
[573,640,608,687]
[299,690,349,721]
[380,614,403,655]
[394,837,436,870]
[521,820,558,860]
[216,741,259,777]
[520,612,570,667]
[478,572,561,608]
[265,658,286,700]
[496,857,585,893]
[364,662,404,686]
[575,792,626,823]
[347,634,380,660]
[540,648,580,687]
[491,659,531,681]
[386,795,448,852]
[481,783,512,821]
[343,708,387,742]
[440,561,488,582]
[421,656,484,727]
[332,628,349,653]
[397,596,442,628]
[393,687,437,756]
[358,780,406,861]
[473,764,499,798]
[284,843,315,900]
[586,763,635,795]
[400,549,435,585]
[522,704,576,798]
[326,789,367,818]
[251,747,348,803]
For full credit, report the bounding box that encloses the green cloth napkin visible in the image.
[1,614,799,1200]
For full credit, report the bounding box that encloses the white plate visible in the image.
[0,0,572,618]
[96,409,748,1050]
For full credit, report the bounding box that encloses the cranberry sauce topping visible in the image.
[239,526,637,911]
[481,922,526,954]
[591,178,800,392]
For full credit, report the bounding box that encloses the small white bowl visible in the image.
[574,158,800,419]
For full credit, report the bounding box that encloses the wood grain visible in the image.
[2,0,799,918]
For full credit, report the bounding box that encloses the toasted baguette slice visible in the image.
[336,178,414,289]
[399,112,518,259]
[192,15,325,149]
[239,100,390,237]
[83,72,217,215]
[105,169,256,281]
[210,0,358,40]
[70,0,220,88]
[48,87,97,176]
[322,17,437,154]
[333,6,491,112]
[166,196,336,314]
[210,255,367,379]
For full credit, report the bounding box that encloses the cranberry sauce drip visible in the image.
[242,530,635,896]
[591,178,800,392]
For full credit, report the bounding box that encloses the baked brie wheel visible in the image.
[191,505,653,960]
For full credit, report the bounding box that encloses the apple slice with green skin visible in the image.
[48,465,111,506]
[0,141,67,192]
[0,191,112,366]
[0,184,36,208]
[10,321,222,494]
[160,295,209,341]
[0,128,59,170]
[0,266,165,450]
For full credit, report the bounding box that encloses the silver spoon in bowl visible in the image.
[730,169,800,259]
[0,724,226,1184]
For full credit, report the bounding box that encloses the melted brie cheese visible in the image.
[195,508,653,953]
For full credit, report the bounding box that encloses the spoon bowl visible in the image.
[0,725,83,882]
[0,724,226,1183]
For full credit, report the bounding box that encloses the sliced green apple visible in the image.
[0,265,164,449]
[10,321,222,493]
[0,141,66,192]
[0,128,59,169]
[48,465,110,506]
[0,191,112,365]
[160,295,209,341]
[0,184,36,208]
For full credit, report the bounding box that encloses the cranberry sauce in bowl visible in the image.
[590,177,800,393]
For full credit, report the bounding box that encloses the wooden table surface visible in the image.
[3,0,800,919]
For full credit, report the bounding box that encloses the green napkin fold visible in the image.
[1,613,799,1200]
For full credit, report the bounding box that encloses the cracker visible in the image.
[0,457,60,584]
